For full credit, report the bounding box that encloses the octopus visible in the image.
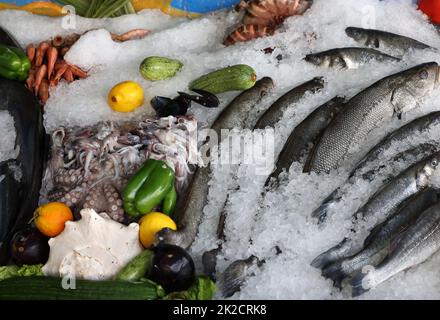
[224,0,313,46]
[42,116,199,223]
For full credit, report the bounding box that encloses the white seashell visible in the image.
[42,208,142,280]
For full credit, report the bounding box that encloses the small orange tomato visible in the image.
[33,202,73,237]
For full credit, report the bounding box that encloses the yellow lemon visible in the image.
[139,212,177,248]
[108,81,144,113]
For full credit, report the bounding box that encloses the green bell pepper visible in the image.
[0,44,31,82]
[122,159,177,218]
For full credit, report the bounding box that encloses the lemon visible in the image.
[139,212,177,248]
[107,81,144,113]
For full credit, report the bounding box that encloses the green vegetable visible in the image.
[115,250,154,281]
[0,44,31,82]
[163,276,217,300]
[189,64,257,94]
[0,264,43,282]
[0,276,165,300]
[122,159,177,217]
[139,56,183,81]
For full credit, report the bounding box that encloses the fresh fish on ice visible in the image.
[265,96,346,188]
[322,189,439,287]
[351,200,440,297]
[254,77,325,129]
[312,111,440,221]
[157,77,275,249]
[345,27,434,56]
[304,47,400,69]
[311,152,440,269]
[305,62,440,173]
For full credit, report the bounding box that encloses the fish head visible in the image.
[416,153,440,190]
[304,53,328,67]
[258,77,275,97]
[397,62,439,96]
[345,27,367,42]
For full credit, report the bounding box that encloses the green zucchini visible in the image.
[0,276,164,300]
[116,250,153,281]
[189,64,257,94]
[139,56,183,81]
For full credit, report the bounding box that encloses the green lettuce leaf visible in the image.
[163,276,217,300]
[0,264,43,281]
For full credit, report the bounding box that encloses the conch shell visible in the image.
[42,208,143,280]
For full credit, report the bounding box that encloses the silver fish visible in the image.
[265,96,346,188]
[345,27,434,56]
[254,77,325,129]
[351,200,440,297]
[311,152,440,269]
[312,143,439,223]
[305,62,439,173]
[312,111,440,222]
[304,47,400,69]
[201,79,326,269]
[157,77,275,249]
[322,189,439,288]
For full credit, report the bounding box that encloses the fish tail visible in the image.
[351,270,373,297]
[321,260,350,289]
[219,256,257,298]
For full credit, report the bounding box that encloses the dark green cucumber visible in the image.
[116,250,154,281]
[189,64,257,94]
[0,276,164,300]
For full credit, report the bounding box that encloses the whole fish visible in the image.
[345,27,433,56]
[311,152,440,269]
[312,111,440,221]
[157,77,275,249]
[304,47,400,69]
[312,143,439,222]
[254,77,324,129]
[322,189,439,288]
[265,96,346,188]
[351,200,440,297]
[201,79,326,271]
[305,62,439,173]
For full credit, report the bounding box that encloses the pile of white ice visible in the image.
[0,111,18,163]
[2,0,440,299]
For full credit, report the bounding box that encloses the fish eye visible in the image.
[432,159,438,167]
[419,70,429,80]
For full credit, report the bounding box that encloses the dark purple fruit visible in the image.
[150,244,195,293]
[9,227,49,266]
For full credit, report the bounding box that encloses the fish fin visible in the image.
[321,260,349,289]
[351,271,371,297]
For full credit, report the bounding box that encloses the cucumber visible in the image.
[116,250,153,281]
[0,276,164,300]
[140,56,183,81]
[189,64,257,94]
